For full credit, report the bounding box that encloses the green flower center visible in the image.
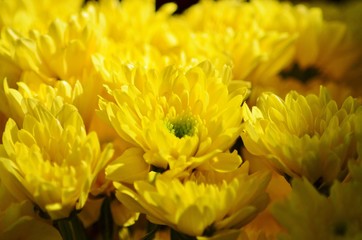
[166,114,198,138]
[279,62,320,83]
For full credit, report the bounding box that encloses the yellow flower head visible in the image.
[241,86,362,186]
[0,180,62,240]
[180,0,296,83]
[0,0,83,34]
[0,78,82,127]
[115,162,271,237]
[86,0,190,70]
[249,0,362,100]
[100,61,250,177]
[0,99,113,220]
[0,6,103,88]
[271,178,362,240]
[91,0,176,44]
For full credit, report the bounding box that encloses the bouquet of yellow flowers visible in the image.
[0,0,361,239]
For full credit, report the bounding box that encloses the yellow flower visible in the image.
[0,78,82,127]
[0,180,62,240]
[249,0,362,102]
[86,0,189,70]
[0,75,114,147]
[92,0,296,81]
[114,162,271,238]
[0,29,23,89]
[0,0,83,34]
[241,87,362,187]
[0,99,113,219]
[0,5,104,89]
[180,0,361,105]
[100,61,250,178]
[307,0,362,84]
[0,6,119,135]
[91,0,176,45]
[338,1,362,68]
[271,178,362,240]
[180,0,296,83]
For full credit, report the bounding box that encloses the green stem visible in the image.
[100,197,114,240]
[53,210,88,240]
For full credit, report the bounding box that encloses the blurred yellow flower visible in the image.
[241,87,362,187]
[181,0,296,83]
[0,5,121,135]
[92,0,297,82]
[115,162,271,238]
[0,180,62,240]
[91,0,176,46]
[0,5,105,93]
[0,0,83,34]
[243,170,291,240]
[0,100,113,219]
[249,0,362,102]
[304,0,362,62]
[271,178,362,240]
[85,0,189,70]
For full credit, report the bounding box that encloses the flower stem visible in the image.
[100,197,114,240]
[53,210,88,240]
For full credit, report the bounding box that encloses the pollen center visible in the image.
[166,114,198,138]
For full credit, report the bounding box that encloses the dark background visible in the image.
[155,0,350,13]
[155,0,199,14]
[83,0,350,14]
[156,0,345,13]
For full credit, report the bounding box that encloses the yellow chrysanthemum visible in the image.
[271,178,362,240]
[88,0,176,45]
[100,61,250,178]
[0,99,113,220]
[0,180,62,240]
[0,0,83,34]
[84,0,189,70]
[179,0,361,106]
[0,10,102,85]
[180,0,296,83]
[247,0,362,102]
[241,87,362,187]
[316,0,362,98]
[0,5,122,135]
[114,162,271,238]
[89,0,296,81]
[0,73,111,143]
[0,79,82,127]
